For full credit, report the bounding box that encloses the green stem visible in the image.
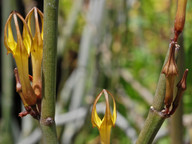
[136,110,165,144]
[170,35,185,144]
[136,35,186,144]
[40,0,59,143]
[136,47,170,144]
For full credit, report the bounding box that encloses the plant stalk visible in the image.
[136,0,188,141]
[40,0,59,143]
[136,47,170,144]
[170,35,185,144]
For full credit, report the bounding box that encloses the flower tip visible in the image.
[11,10,17,15]
[33,7,38,10]
[10,11,14,15]
[12,11,19,20]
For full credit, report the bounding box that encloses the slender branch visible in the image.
[40,0,59,143]
[170,35,185,144]
[136,0,188,142]
[136,47,170,144]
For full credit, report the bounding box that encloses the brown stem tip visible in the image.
[177,69,188,90]
[174,0,188,41]
[168,69,188,116]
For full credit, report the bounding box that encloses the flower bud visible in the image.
[91,89,116,144]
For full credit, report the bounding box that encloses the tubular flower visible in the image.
[91,89,117,144]
[25,7,44,107]
[162,41,178,113]
[4,11,37,107]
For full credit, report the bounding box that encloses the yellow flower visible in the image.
[25,7,44,100]
[4,11,37,106]
[91,89,117,144]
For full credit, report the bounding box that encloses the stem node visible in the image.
[41,117,55,126]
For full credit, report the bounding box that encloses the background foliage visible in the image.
[0,0,192,143]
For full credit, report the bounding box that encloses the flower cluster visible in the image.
[91,89,117,144]
[4,7,43,120]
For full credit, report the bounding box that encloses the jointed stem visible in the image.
[40,0,59,143]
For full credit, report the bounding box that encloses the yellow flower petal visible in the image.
[4,13,17,55]
[25,7,44,98]
[4,11,36,106]
[91,90,103,128]
[4,12,32,56]
[106,90,116,126]
[91,89,117,144]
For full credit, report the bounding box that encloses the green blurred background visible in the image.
[0,0,192,143]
